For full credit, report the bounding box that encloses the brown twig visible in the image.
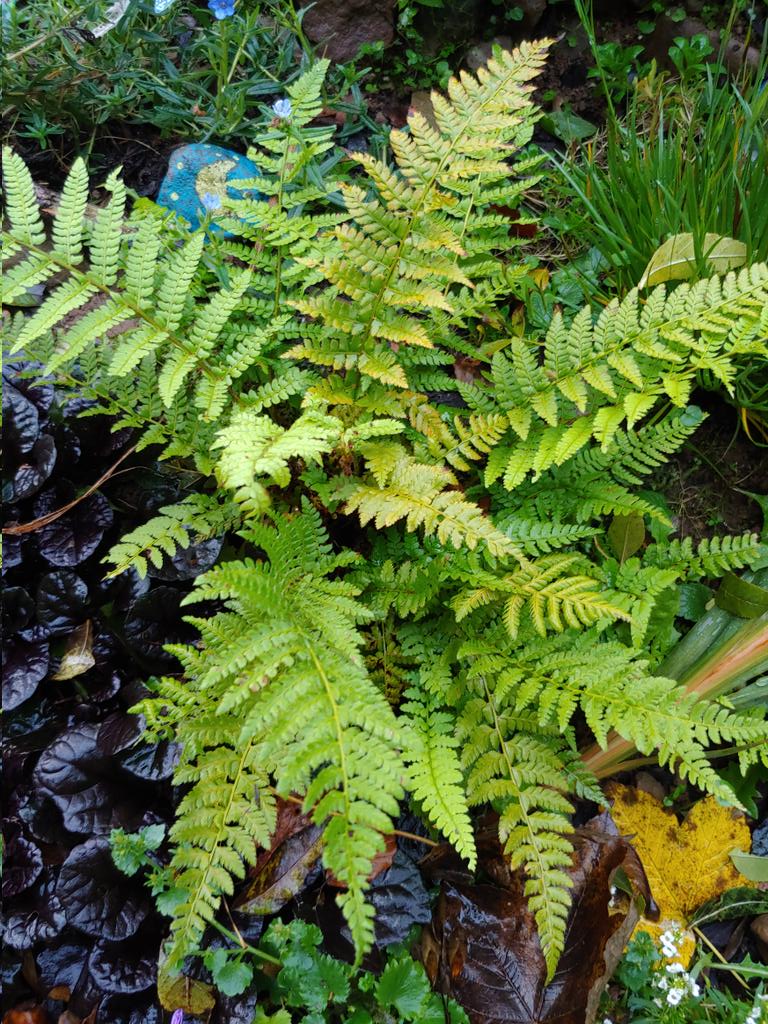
[3,442,138,536]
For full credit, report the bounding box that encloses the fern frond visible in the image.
[104,494,241,578]
[452,555,629,638]
[141,504,406,965]
[644,533,765,579]
[212,407,341,515]
[457,669,575,980]
[402,687,476,868]
[346,448,523,559]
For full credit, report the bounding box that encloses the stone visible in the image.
[301,0,395,63]
[516,0,547,30]
[465,36,512,73]
[155,143,261,232]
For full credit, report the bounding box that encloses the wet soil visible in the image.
[654,392,768,541]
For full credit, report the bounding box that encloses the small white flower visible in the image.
[656,977,669,991]
[665,962,685,974]
[689,980,701,998]
[272,98,292,119]
[666,988,684,1007]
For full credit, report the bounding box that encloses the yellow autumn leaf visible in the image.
[607,784,756,964]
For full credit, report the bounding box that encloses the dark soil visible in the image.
[654,393,768,541]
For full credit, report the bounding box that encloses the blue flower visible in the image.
[207,0,235,19]
[201,191,222,212]
[153,0,175,13]
[170,1012,184,1024]
[272,98,292,120]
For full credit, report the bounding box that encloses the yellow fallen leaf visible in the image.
[607,784,755,964]
[637,233,747,289]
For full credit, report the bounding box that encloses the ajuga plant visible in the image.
[3,41,768,983]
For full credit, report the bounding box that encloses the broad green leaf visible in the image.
[375,956,431,1017]
[638,233,747,289]
[715,573,768,618]
[729,850,768,883]
[607,514,646,562]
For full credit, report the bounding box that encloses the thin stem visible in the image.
[3,443,138,536]
[208,917,282,966]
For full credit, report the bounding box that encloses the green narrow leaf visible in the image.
[716,573,768,619]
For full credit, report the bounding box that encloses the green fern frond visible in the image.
[452,555,630,638]
[104,494,241,578]
[287,40,550,402]
[212,407,341,515]
[402,687,476,868]
[141,504,406,965]
[346,448,523,559]
[643,533,765,579]
[457,670,575,980]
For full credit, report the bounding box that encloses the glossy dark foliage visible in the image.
[1,363,209,1022]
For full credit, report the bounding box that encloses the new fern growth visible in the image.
[3,41,768,985]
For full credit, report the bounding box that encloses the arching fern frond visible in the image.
[137,503,406,968]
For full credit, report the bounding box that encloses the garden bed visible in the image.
[3,2,768,1023]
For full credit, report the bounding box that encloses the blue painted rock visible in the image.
[155,143,261,232]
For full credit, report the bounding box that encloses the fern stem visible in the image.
[207,916,281,966]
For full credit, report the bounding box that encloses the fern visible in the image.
[287,40,549,405]
[346,445,523,559]
[5,44,768,985]
[105,494,241,578]
[137,504,406,968]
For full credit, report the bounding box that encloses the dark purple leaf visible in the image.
[88,929,158,993]
[61,397,134,457]
[92,567,150,612]
[3,587,35,635]
[4,361,55,415]
[96,713,142,756]
[753,819,768,857]
[119,740,180,782]
[98,994,163,1024]
[213,989,259,1024]
[2,638,50,711]
[18,794,64,846]
[34,487,113,567]
[370,848,431,947]
[149,535,224,581]
[7,434,57,502]
[36,571,90,635]
[4,873,66,950]
[2,531,24,571]
[124,586,196,666]
[35,938,90,995]
[34,723,145,835]
[57,839,150,941]
[5,696,59,746]
[3,384,40,459]
[2,827,43,899]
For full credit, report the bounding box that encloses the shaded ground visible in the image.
[655,394,768,541]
